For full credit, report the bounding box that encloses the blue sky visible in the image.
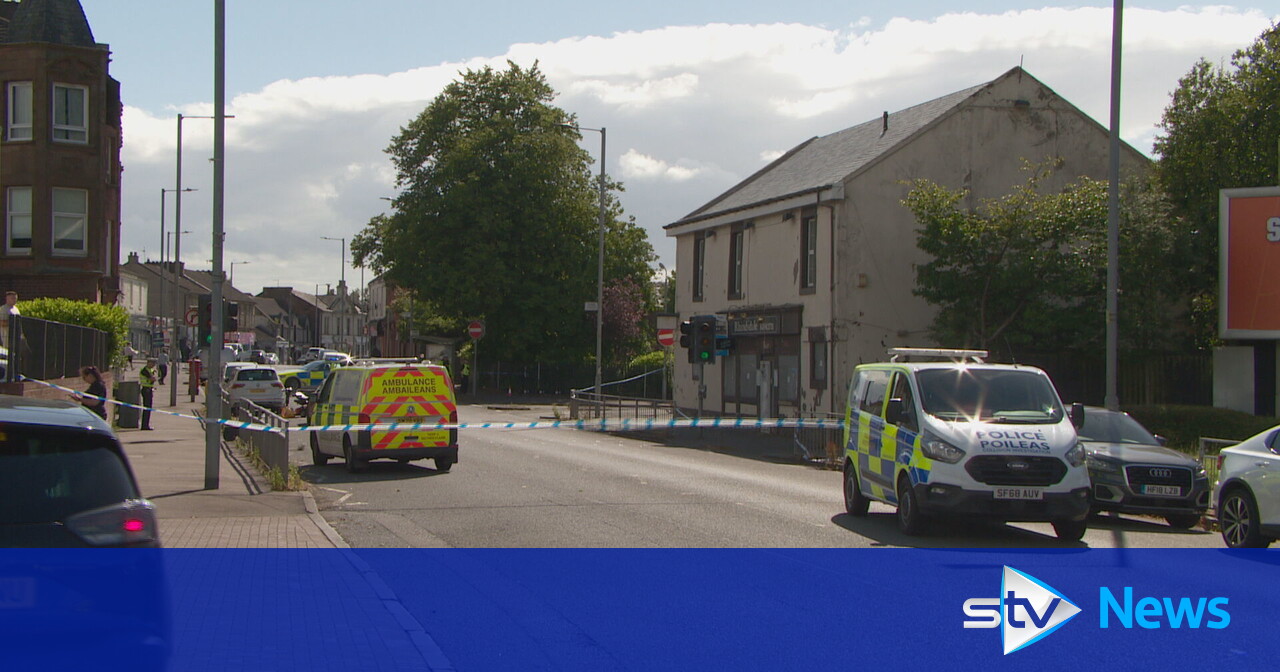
[78,2,1280,295]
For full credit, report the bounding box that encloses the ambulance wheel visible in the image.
[896,476,927,536]
[434,457,453,472]
[1052,519,1088,542]
[310,433,329,466]
[843,461,869,517]
[343,436,366,473]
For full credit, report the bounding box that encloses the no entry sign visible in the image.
[468,321,485,340]
[657,328,675,347]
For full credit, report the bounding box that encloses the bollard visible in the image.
[188,360,202,402]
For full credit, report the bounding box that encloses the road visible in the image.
[288,403,1223,549]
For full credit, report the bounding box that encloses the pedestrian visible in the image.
[139,357,157,430]
[123,344,135,371]
[74,366,109,420]
[460,360,471,393]
[0,290,19,349]
[157,350,170,385]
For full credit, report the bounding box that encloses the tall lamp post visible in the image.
[229,260,250,285]
[559,123,606,399]
[160,188,194,356]
[172,112,232,409]
[321,236,346,351]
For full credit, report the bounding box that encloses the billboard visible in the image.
[1220,186,1280,338]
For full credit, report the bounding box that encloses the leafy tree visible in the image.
[905,165,1191,355]
[601,276,649,364]
[18,298,129,369]
[352,62,656,364]
[1154,25,1280,345]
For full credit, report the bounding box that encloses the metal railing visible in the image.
[220,389,290,476]
[793,411,844,466]
[6,314,109,382]
[570,368,673,421]
[1197,437,1237,500]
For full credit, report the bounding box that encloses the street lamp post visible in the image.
[321,236,346,351]
[172,112,232,409]
[230,260,250,285]
[560,124,607,399]
[159,188,193,357]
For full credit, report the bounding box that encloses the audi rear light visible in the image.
[270,382,283,388]
[230,383,245,389]
[64,499,159,546]
[1217,453,1225,475]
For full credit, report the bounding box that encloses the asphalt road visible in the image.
[289,403,1223,549]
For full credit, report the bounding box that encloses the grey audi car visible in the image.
[1077,407,1209,528]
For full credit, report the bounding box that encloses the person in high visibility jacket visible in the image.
[139,358,157,430]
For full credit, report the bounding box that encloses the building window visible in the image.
[52,84,88,143]
[809,327,827,390]
[693,232,706,302]
[6,187,32,254]
[728,226,745,300]
[801,209,818,293]
[6,82,33,141]
[52,188,88,255]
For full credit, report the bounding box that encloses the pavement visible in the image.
[112,370,346,549]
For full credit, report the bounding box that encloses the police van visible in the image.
[842,348,1091,540]
[308,362,459,473]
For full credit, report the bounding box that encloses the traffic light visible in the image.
[692,315,717,364]
[225,301,240,332]
[197,294,213,345]
[679,319,694,363]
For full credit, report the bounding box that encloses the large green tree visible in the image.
[352,62,655,364]
[1154,25,1280,344]
[905,165,1191,355]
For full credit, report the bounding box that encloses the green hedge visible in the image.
[1125,405,1279,455]
[17,297,129,370]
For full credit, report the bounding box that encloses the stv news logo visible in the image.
[962,566,1081,655]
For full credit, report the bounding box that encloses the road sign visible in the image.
[468,321,485,340]
[657,328,674,347]
[185,308,199,327]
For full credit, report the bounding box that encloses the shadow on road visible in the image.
[830,512,1091,549]
[298,461,450,485]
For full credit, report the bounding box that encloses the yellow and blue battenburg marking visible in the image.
[845,409,932,505]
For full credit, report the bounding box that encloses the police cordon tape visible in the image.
[24,377,846,435]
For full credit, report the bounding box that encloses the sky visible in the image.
[79,1,1280,297]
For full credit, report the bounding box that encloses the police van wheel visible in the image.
[343,437,366,474]
[896,477,927,536]
[310,433,330,466]
[434,457,453,472]
[843,461,869,517]
[1052,519,1087,542]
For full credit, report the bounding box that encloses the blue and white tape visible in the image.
[23,377,845,435]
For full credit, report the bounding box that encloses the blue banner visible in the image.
[0,549,1274,671]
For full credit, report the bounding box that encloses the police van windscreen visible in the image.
[916,369,1064,424]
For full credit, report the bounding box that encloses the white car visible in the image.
[1214,426,1280,548]
[225,366,285,412]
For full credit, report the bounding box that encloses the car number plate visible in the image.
[994,487,1043,500]
[1142,485,1182,497]
[0,577,36,609]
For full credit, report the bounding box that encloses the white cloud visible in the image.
[116,7,1278,295]
[620,150,705,181]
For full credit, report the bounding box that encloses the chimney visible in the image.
[881,111,889,137]
[127,251,139,264]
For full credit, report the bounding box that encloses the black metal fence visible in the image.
[6,315,109,382]
[1015,352,1212,407]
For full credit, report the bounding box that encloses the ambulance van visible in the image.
[308,363,459,473]
[842,349,1091,540]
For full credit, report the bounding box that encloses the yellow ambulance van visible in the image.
[307,363,458,473]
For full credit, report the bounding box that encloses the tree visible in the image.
[905,164,1191,355]
[1154,25,1280,345]
[352,62,656,364]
